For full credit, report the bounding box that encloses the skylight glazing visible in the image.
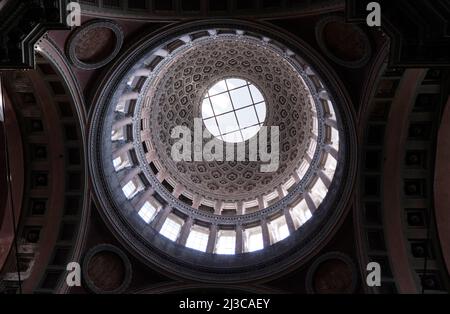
[202,78,266,143]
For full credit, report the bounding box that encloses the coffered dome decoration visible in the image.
[142,34,316,204]
[89,20,357,282]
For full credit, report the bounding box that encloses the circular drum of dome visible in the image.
[88,20,357,282]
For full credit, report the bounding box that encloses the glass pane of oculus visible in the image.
[255,102,266,121]
[203,118,220,137]
[201,99,214,118]
[210,93,233,115]
[222,131,243,142]
[240,125,260,140]
[235,106,259,128]
[216,112,239,134]
[208,80,228,96]
[229,86,253,109]
[249,84,264,103]
[226,78,247,89]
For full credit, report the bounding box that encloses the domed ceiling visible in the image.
[88,20,356,282]
[141,34,315,204]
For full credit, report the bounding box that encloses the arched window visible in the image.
[160,214,184,241]
[138,199,160,224]
[215,230,236,254]
[269,216,290,243]
[186,225,209,252]
[244,226,264,252]
[122,178,144,199]
[290,199,312,229]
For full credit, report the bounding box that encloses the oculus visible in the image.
[201,78,266,143]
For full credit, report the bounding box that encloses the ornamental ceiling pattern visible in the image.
[140,36,315,203]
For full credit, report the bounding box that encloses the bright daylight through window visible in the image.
[201,78,266,143]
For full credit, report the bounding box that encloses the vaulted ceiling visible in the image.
[0,0,449,294]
